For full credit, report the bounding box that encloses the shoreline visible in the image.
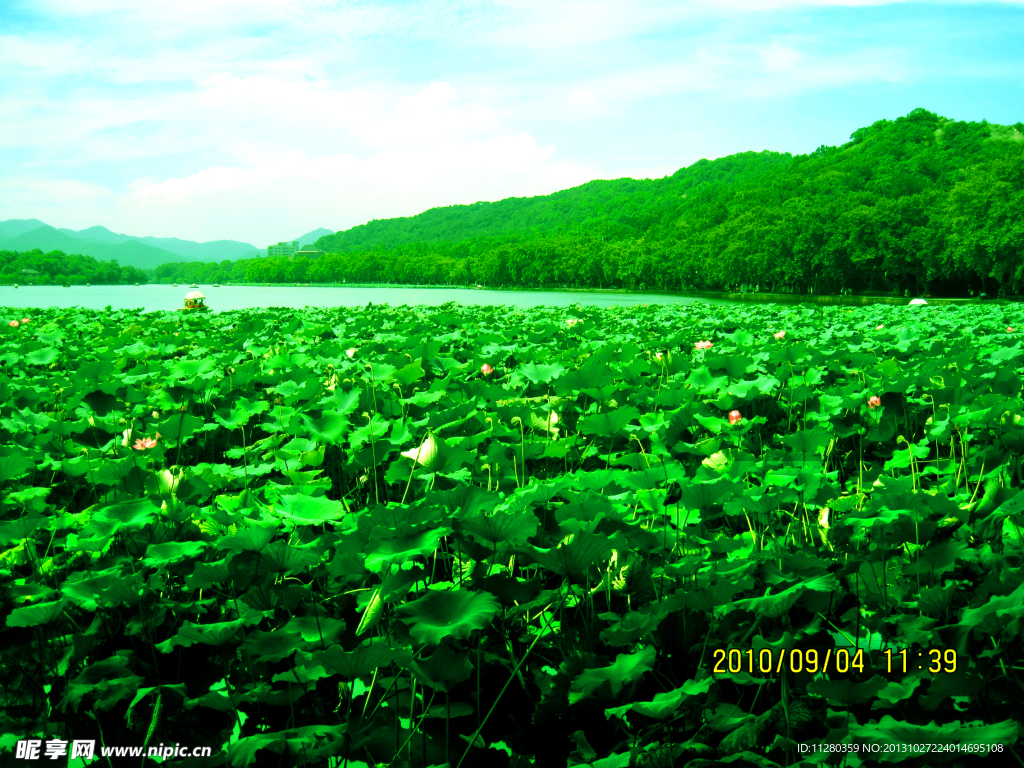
[4,282,1015,307]
[191,283,1017,306]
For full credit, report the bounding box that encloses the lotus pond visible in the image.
[1,301,1023,767]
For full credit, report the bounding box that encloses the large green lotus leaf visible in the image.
[957,581,1024,630]
[902,540,968,576]
[599,610,662,647]
[429,484,501,517]
[223,729,286,765]
[364,528,446,573]
[605,676,714,720]
[409,643,474,692]
[59,653,144,712]
[349,412,392,453]
[389,358,426,386]
[215,525,277,553]
[156,617,253,652]
[241,630,303,663]
[498,478,568,515]
[153,412,206,444]
[578,407,640,438]
[676,477,736,510]
[848,715,1019,751]
[185,558,233,590]
[403,389,447,407]
[0,447,34,481]
[366,502,447,535]
[305,638,413,679]
[685,367,728,393]
[1,406,52,432]
[92,497,161,532]
[523,531,618,580]
[76,359,117,387]
[282,614,346,646]
[520,362,566,384]
[281,437,317,453]
[365,361,397,381]
[24,347,60,366]
[460,508,539,545]
[0,516,49,545]
[569,645,656,704]
[669,581,748,613]
[214,397,270,430]
[276,493,345,525]
[300,410,351,444]
[224,725,345,767]
[723,490,786,517]
[6,598,67,627]
[705,353,754,380]
[865,412,898,443]
[555,367,608,395]
[555,491,613,524]
[729,575,836,619]
[60,569,144,610]
[319,386,361,414]
[259,540,323,573]
[143,540,208,567]
[780,427,834,457]
[153,385,191,412]
[169,357,217,380]
[396,588,500,645]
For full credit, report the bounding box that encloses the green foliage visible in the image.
[0,248,148,285]
[0,299,1023,767]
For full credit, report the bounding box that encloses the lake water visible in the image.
[0,284,731,313]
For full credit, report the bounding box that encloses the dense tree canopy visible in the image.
[0,248,149,285]
[303,109,1024,296]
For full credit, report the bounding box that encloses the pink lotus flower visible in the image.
[695,340,713,350]
[868,395,881,409]
[8,320,18,328]
[481,363,494,376]
[728,410,742,424]
[773,330,786,340]
[20,318,29,324]
[345,348,356,358]
[133,436,158,450]
[1008,327,1015,333]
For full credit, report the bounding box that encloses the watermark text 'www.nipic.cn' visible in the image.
[16,739,213,760]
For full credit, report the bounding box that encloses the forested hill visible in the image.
[307,108,1024,297]
[316,150,793,251]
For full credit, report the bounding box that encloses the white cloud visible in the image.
[29,134,590,242]
[760,41,803,72]
[3,0,1023,245]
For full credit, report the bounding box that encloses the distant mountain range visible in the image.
[0,220,334,271]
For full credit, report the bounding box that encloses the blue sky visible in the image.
[1,0,1022,245]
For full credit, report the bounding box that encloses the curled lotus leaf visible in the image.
[396,588,500,645]
[401,432,448,473]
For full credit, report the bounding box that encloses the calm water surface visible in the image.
[0,284,732,313]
